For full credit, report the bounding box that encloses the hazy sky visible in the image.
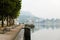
[21,0,60,19]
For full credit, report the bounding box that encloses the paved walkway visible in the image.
[0,24,24,40]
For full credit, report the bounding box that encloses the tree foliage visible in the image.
[0,0,22,27]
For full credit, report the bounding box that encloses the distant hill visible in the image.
[20,11,33,16]
[17,11,60,29]
[18,11,40,23]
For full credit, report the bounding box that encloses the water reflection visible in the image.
[31,23,60,33]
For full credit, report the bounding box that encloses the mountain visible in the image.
[20,11,33,16]
[17,11,60,29]
[18,11,40,23]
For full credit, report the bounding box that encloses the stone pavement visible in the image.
[0,24,24,40]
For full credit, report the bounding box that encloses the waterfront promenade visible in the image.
[0,24,24,40]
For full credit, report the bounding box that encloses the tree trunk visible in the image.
[13,19,14,25]
[11,17,14,25]
[1,15,4,27]
[9,17,12,26]
[7,16,9,26]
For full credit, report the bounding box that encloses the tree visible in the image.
[0,0,22,27]
[8,0,21,26]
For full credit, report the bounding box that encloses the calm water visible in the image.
[31,23,60,33]
[15,23,60,40]
[31,23,60,40]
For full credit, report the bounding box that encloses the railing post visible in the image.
[24,27,31,40]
